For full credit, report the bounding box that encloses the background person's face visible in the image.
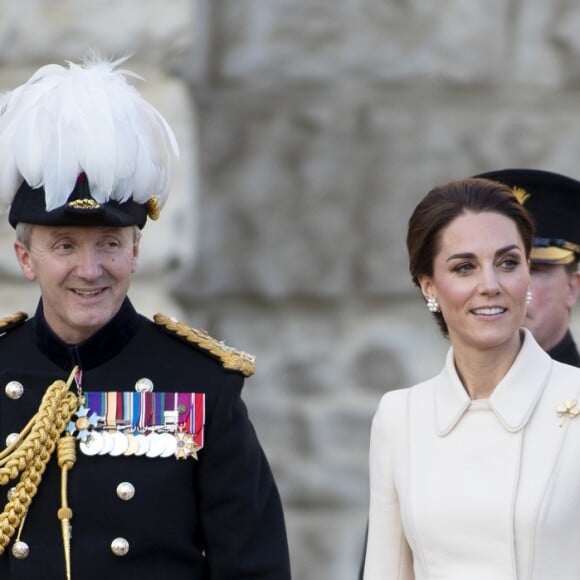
[525,263,580,351]
[14,225,139,344]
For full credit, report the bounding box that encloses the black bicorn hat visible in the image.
[8,174,152,228]
[0,56,179,229]
[474,168,580,264]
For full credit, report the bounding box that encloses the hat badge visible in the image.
[67,198,101,210]
[512,185,531,205]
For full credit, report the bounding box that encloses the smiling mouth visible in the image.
[72,289,105,297]
[471,307,506,316]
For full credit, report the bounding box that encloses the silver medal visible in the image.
[110,431,129,456]
[160,432,178,457]
[99,431,115,455]
[134,433,150,456]
[145,432,164,458]
[80,432,104,456]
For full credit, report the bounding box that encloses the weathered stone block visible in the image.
[188,89,362,297]
[286,509,368,580]
[0,0,193,69]
[211,0,511,86]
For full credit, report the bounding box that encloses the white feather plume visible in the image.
[0,56,179,213]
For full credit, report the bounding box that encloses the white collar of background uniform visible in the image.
[435,328,553,436]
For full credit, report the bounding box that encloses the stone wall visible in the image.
[2,1,580,579]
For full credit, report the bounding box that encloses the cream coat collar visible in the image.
[435,329,553,436]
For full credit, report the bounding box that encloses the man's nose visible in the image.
[76,247,103,279]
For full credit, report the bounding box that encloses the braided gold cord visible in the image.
[57,436,76,580]
[0,370,79,556]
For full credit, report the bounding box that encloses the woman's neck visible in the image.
[451,331,524,400]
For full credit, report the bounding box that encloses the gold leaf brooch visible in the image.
[556,399,580,427]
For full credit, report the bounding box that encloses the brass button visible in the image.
[5,381,23,400]
[134,378,153,393]
[111,537,130,556]
[11,541,30,559]
[5,433,19,447]
[116,482,135,501]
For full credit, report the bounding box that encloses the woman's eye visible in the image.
[453,263,473,274]
[501,258,520,270]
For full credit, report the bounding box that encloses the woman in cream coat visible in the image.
[363,177,580,580]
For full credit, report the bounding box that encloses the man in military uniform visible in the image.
[0,57,291,579]
[476,168,580,366]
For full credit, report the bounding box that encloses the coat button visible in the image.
[134,378,154,393]
[116,482,135,501]
[5,433,19,447]
[5,381,23,399]
[111,537,130,556]
[11,541,30,559]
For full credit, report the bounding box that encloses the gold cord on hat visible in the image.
[0,367,80,580]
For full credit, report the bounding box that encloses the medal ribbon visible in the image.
[194,393,205,447]
[106,392,117,428]
[82,391,205,448]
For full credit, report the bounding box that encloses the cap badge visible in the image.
[512,185,531,206]
[67,198,101,210]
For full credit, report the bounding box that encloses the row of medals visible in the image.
[79,423,199,459]
[72,378,202,459]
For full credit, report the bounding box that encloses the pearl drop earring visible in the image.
[525,290,532,305]
[426,297,440,313]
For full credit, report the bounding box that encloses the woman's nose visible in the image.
[479,266,500,295]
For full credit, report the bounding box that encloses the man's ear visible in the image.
[565,270,580,309]
[131,233,141,274]
[14,240,37,282]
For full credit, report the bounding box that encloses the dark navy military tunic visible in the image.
[0,299,291,579]
[548,329,580,368]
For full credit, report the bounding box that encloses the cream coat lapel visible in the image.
[435,329,552,436]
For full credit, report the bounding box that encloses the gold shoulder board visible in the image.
[153,313,256,377]
[0,311,27,334]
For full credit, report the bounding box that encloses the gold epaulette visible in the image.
[0,311,27,334]
[153,313,256,377]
